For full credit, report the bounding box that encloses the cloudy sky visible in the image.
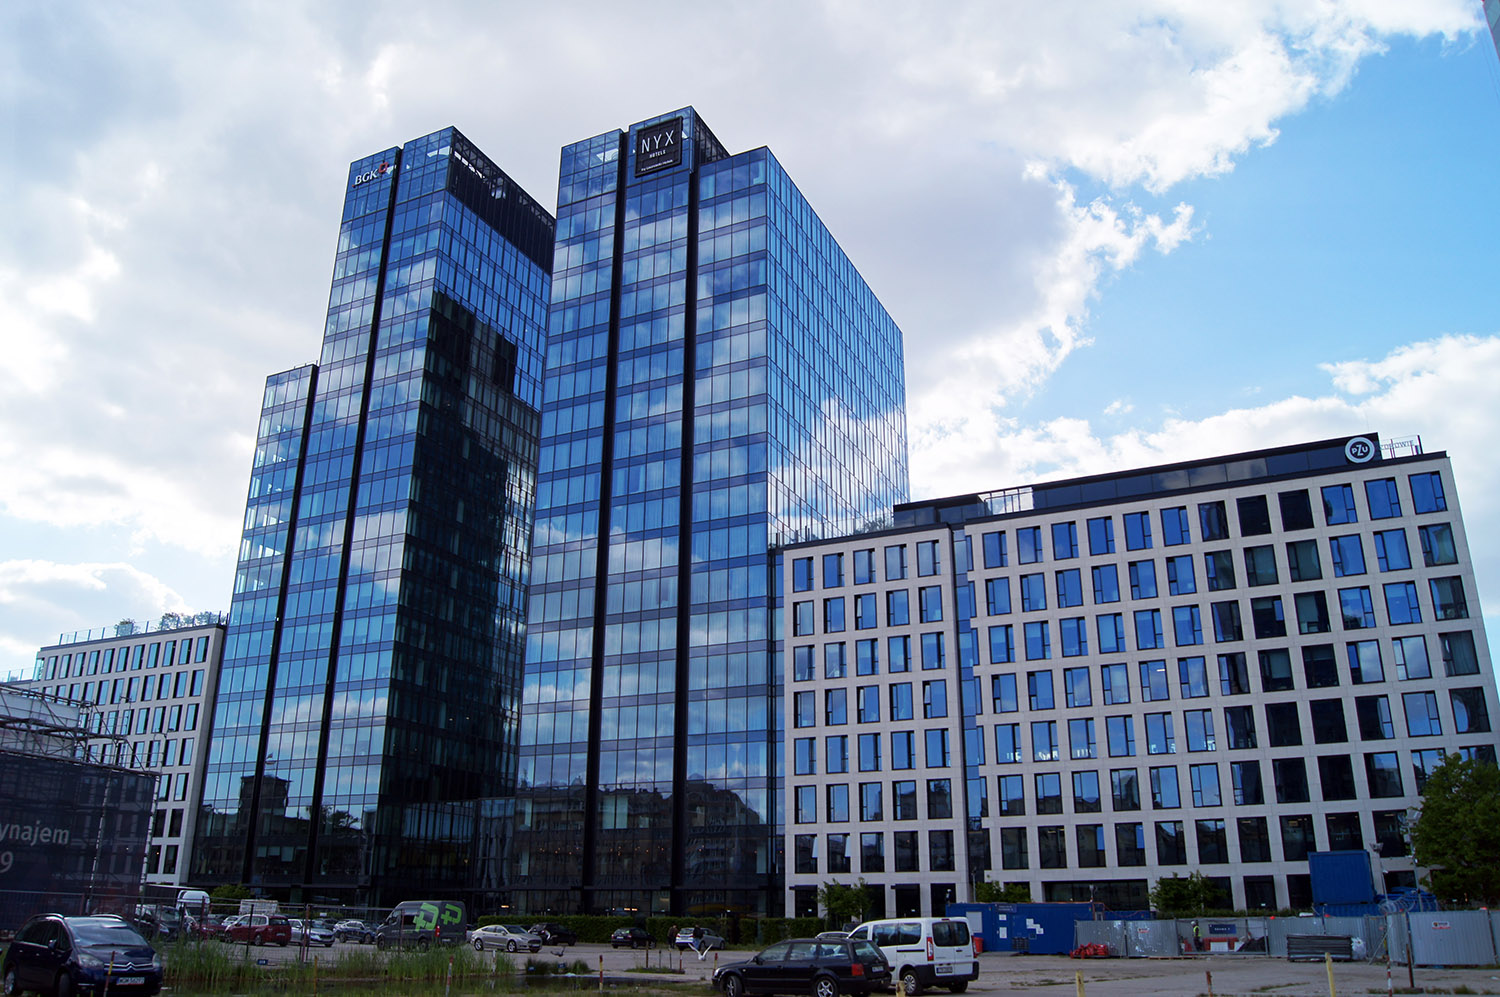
[3,1,1498,680]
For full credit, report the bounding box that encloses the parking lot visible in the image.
[205,938,1500,994]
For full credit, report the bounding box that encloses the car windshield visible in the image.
[72,921,149,948]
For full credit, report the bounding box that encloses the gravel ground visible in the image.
[190,940,1500,994]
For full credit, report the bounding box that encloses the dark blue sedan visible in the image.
[2,914,162,997]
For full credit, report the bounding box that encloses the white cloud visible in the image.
[911,334,1500,637]
[0,0,1487,685]
[0,560,198,680]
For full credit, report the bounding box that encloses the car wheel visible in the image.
[54,972,73,997]
[3,965,20,997]
[417,938,431,952]
[901,968,922,995]
[376,937,388,951]
[252,933,263,946]
[723,973,744,997]
[473,939,485,952]
[506,940,517,953]
[812,975,840,997]
[946,984,968,994]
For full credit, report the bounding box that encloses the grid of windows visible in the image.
[782,445,1496,914]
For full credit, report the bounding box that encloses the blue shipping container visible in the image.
[1010,903,1095,955]
[1308,850,1376,905]
[945,903,1013,952]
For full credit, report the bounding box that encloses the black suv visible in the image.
[713,937,890,997]
[528,923,577,946]
[2,914,163,997]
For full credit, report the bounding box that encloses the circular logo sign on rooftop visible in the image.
[1345,437,1376,463]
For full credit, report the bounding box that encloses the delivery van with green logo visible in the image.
[374,900,466,950]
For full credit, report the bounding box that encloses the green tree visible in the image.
[210,883,253,902]
[1410,754,1500,904]
[818,880,876,925]
[1150,872,1222,916]
[973,880,1030,903]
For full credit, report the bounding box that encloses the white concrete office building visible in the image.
[779,435,1497,917]
[25,616,226,886]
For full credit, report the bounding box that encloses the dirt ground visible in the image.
[208,940,1500,994]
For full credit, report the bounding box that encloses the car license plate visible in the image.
[935,964,954,975]
[116,977,145,986]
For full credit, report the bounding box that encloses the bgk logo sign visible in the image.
[353,161,392,187]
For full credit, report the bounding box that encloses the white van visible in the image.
[847,917,978,994]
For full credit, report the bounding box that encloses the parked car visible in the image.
[222,913,292,946]
[289,919,335,947]
[333,919,375,944]
[2,914,164,997]
[847,918,978,994]
[610,927,655,949]
[468,924,541,953]
[528,923,578,946]
[712,937,890,997]
[675,925,725,951]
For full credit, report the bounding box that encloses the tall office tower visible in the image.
[192,128,553,903]
[512,109,909,915]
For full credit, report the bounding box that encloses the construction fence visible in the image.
[1074,911,1500,966]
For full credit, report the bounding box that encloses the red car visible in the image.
[221,914,292,946]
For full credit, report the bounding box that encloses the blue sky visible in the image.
[1,2,1497,680]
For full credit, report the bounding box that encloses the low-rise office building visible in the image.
[780,435,1497,916]
[25,616,226,886]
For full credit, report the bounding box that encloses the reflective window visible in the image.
[1052,522,1079,559]
[1366,478,1402,519]
[1056,569,1084,608]
[1237,495,1272,535]
[1017,527,1043,564]
[1278,490,1315,531]
[1087,516,1114,555]
[1124,512,1152,551]
[982,530,1007,568]
[1161,507,1191,546]
[1329,535,1366,577]
[1150,765,1180,807]
[823,553,844,588]
[885,545,908,580]
[916,541,941,576]
[1092,564,1120,603]
[1287,539,1322,581]
[1198,501,1230,541]
[1409,472,1447,513]
[1129,560,1157,599]
[1097,613,1126,654]
[1374,529,1411,572]
[1321,483,1358,524]
[1107,716,1136,757]
[1430,577,1469,620]
[1418,524,1456,566]
[1020,573,1047,612]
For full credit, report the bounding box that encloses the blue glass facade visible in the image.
[192,128,553,903]
[513,109,908,914]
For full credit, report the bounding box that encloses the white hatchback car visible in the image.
[468,924,542,953]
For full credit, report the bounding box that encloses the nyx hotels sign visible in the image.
[635,118,683,176]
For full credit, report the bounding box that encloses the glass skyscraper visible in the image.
[192,127,553,904]
[512,108,908,915]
